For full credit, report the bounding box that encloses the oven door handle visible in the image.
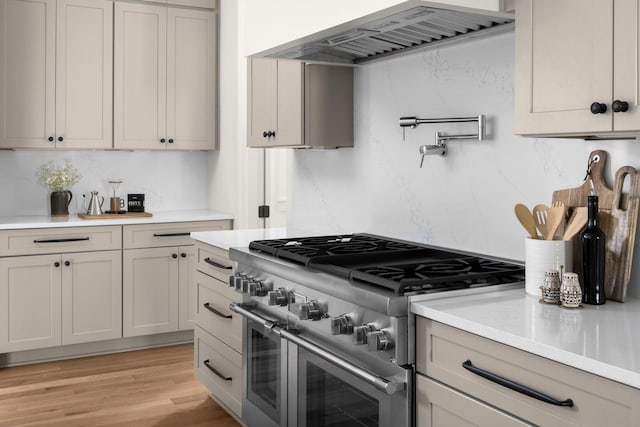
[229,302,405,396]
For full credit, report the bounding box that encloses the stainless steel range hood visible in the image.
[253,3,515,64]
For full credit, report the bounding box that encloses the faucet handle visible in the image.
[419,143,447,167]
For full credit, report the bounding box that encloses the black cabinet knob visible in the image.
[172,253,178,259]
[64,261,70,267]
[590,102,607,114]
[168,138,174,144]
[181,252,187,258]
[612,100,629,113]
[54,261,60,267]
[58,136,63,142]
[263,131,268,138]
[48,136,54,142]
[160,138,166,143]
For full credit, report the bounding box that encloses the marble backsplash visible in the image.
[0,150,209,216]
[288,31,640,299]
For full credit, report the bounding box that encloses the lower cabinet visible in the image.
[0,250,121,353]
[415,317,640,427]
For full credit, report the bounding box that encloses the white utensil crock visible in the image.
[524,238,573,296]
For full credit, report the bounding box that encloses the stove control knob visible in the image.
[248,280,270,297]
[291,300,323,321]
[330,315,354,335]
[268,288,289,306]
[367,330,393,352]
[354,324,376,345]
[228,275,237,288]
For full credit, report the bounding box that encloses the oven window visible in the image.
[304,360,379,426]
[247,324,281,423]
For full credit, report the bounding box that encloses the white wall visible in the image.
[286,31,640,298]
[0,150,209,216]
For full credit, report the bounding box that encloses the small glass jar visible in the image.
[560,272,582,308]
[540,269,561,304]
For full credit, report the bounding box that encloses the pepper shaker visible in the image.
[540,269,561,304]
[560,272,582,308]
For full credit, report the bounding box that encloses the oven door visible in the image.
[291,345,409,427]
[243,316,288,427]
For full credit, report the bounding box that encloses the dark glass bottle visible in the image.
[580,195,606,304]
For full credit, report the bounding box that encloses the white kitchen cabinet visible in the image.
[415,317,640,427]
[514,0,640,137]
[114,2,217,150]
[122,221,231,337]
[247,58,353,148]
[0,226,122,353]
[0,0,112,149]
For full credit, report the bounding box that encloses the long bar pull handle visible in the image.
[33,237,90,243]
[204,302,232,319]
[203,359,232,381]
[203,258,232,270]
[229,302,405,396]
[153,232,191,237]
[462,360,574,407]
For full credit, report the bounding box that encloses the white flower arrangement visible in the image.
[37,160,81,192]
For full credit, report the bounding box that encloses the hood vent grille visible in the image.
[267,6,514,64]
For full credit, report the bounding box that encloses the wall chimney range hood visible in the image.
[254,4,515,64]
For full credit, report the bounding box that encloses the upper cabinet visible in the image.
[114,2,217,150]
[514,0,640,137]
[247,58,353,148]
[0,0,112,149]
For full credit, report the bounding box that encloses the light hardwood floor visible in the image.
[0,344,240,427]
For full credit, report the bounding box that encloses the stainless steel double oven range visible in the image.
[228,234,525,427]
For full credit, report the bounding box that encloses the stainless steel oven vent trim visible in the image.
[258,6,514,64]
[230,302,406,395]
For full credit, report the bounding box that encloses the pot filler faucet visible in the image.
[399,115,485,167]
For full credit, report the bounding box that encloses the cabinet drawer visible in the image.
[123,220,231,249]
[196,243,233,283]
[418,318,640,427]
[195,271,242,352]
[194,325,241,418]
[0,226,121,256]
[416,374,531,427]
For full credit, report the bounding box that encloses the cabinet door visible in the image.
[275,59,304,146]
[515,0,613,135]
[0,0,55,149]
[178,245,197,330]
[613,0,640,131]
[0,254,62,353]
[166,7,216,150]
[114,2,167,150]
[123,247,179,337]
[56,0,112,149]
[61,250,122,345]
[247,58,278,147]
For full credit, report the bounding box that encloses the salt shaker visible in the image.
[540,269,561,304]
[560,272,582,308]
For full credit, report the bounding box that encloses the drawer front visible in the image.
[194,326,241,418]
[195,271,242,352]
[0,226,122,256]
[416,374,532,427]
[196,243,233,284]
[418,318,640,427]
[123,220,231,249]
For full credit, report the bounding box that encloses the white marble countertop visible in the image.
[191,227,288,250]
[411,289,640,389]
[0,209,234,229]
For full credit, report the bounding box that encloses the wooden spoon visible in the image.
[563,207,588,240]
[532,204,549,239]
[514,204,538,239]
[545,204,566,240]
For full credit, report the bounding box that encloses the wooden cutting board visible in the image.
[551,150,639,302]
[78,212,152,219]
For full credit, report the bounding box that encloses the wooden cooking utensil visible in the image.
[562,207,588,240]
[532,204,548,239]
[514,204,538,239]
[545,204,565,240]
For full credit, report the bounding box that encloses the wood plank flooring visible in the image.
[0,344,240,427]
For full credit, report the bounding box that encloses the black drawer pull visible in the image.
[203,257,232,270]
[153,232,190,237]
[204,302,232,319]
[203,359,232,381]
[462,360,574,407]
[33,237,90,243]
